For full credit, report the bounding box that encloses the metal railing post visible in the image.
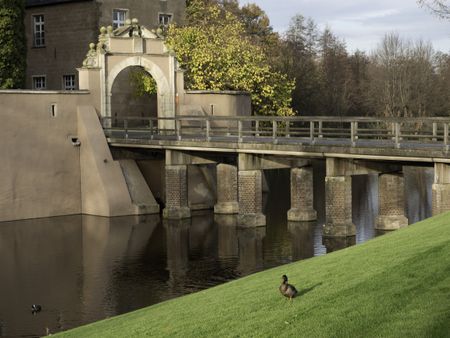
[255,120,260,137]
[285,121,290,138]
[238,120,243,143]
[124,119,128,140]
[444,123,449,152]
[310,121,315,144]
[395,122,401,149]
[433,122,437,142]
[149,119,154,140]
[206,119,211,142]
[319,121,323,138]
[272,120,277,144]
[351,121,357,147]
[176,118,181,141]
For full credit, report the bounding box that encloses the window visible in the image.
[63,75,76,90]
[32,76,46,90]
[33,15,45,47]
[159,13,172,26]
[113,9,128,29]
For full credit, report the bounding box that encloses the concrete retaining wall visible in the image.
[0,91,91,221]
[180,91,251,118]
[0,91,159,222]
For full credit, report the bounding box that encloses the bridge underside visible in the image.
[110,142,450,238]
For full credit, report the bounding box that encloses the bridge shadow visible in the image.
[296,282,323,298]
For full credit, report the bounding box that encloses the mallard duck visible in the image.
[31,304,42,314]
[279,275,298,301]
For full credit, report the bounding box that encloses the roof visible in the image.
[26,0,92,8]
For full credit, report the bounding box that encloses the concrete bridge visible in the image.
[103,114,450,237]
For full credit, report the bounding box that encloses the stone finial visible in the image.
[82,42,99,68]
[97,26,110,53]
[125,19,132,26]
[107,25,113,35]
[128,18,142,37]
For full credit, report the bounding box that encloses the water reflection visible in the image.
[322,236,356,253]
[237,228,266,275]
[0,166,433,337]
[287,221,315,260]
[165,219,190,290]
[215,215,266,275]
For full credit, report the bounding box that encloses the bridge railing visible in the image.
[102,115,450,151]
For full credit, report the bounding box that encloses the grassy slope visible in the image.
[58,213,450,337]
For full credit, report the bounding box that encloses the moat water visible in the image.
[0,164,433,337]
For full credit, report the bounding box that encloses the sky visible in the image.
[243,0,450,53]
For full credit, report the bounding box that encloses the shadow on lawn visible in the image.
[296,283,323,298]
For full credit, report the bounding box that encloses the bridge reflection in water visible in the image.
[0,167,432,337]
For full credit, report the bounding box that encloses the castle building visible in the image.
[25,0,185,90]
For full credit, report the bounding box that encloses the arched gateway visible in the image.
[78,22,176,129]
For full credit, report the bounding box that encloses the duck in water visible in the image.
[31,304,42,314]
[279,275,298,302]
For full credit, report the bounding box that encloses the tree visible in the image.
[0,0,26,89]
[318,28,349,117]
[370,33,437,117]
[346,51,373,116]
[417,0,450,19]
[280,14,322,115]
[433,52,450,116]
[167,0,294,116]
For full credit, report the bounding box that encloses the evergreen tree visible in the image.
[0,0,26,89]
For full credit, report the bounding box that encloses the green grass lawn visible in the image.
[58,213,450,337]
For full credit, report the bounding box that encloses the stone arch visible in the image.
[106,56,174,121]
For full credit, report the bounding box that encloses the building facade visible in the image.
[25,0,185,90]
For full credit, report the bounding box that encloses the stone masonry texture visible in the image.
[432,184,450,215]
[216,163,238,204]
[165,165,188,209]
[238,170,262,215]
[290,167,314,210]
[325,176,352,225]
[378,173,405,217]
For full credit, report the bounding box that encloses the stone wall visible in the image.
[97,0,185,29]
[25,1,98,89]
[180,91,251,119]
[0,90,91,221]
[0,91,158,221]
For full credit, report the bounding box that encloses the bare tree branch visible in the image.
[417,0,450,19]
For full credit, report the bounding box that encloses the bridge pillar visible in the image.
[376,172,408,230]
[432,163,450,215]
[323,175,356,237]
[214,164,239,214]
[287,167,317,222]
[238,170,266,227]
[163,165,191,219]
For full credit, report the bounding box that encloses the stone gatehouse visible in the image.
[25,0,186,90]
